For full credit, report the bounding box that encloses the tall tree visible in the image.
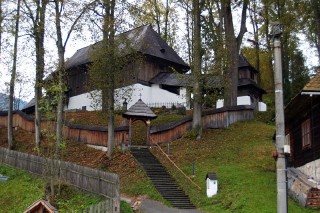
[88,0,117,157]
[129,0,179,47]
[103,0,116,158]
[311,0,320,64]
[248,0,260,84]
[220,0,248,107]
[23,0,48,148]
[290,49,310,96]
[53,0,91,154]
[192,0,202,139]
[262,0,274,91]
[8,0,21,149]
[301,0,320,65]
[272,0,309,103]
[178,0,193,64]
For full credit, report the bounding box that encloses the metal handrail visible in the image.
[150,138,202,190]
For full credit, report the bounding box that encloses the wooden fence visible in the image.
[0,106,254,147]
[150,105,254,144]
[0,111,128,147]
[0,147,120,212]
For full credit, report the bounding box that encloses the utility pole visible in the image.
[272,23,288,213]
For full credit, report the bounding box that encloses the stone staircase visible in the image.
[131,147,196,209]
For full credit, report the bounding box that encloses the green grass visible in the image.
[0,164,104,213]
[0,164,44,213]
[121,200,134,213]
[151,120,318,213]
[151,114,185,126]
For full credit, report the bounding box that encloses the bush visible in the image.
[120,200,133,213]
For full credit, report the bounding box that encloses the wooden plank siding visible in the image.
[286,96,320,167]
[0,106,254,147]
[150,117,193,144]
[150,106,254,144]
[0,111,129,147]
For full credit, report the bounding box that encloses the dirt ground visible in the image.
[0,126,139,175]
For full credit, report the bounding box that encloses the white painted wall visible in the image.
[258,102,267,111]
[65,90,102,111]
[216,96,251,108]
[298,159,320,182]
[115,83,187,109]
[216,96,267,112]
[65,83,188,111]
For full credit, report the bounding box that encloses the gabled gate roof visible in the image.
[122,99,157,120]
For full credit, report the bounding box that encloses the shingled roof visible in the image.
[65,25,189,70]
[239,54,258,73]
[150,72,189,86]
[123,99,157,119]
[285,72,319,122]
[150,72,223,88]
[302,72,320,92]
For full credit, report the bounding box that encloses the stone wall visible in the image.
[297,159,320,182]
[288,167,320,208]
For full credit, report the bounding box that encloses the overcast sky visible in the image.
[0,1,318,103]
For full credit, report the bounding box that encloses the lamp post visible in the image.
[272,22,288,213]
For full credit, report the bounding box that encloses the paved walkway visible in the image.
[137,198,206,213]
[122,195,205,213]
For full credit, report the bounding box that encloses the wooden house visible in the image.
[285,71,320,180]
[63,24,190,111]
[22,26,266,113]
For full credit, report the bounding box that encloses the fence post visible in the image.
[114,182,120,212]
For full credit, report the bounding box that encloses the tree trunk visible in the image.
[8,0,21,150]
[192,0,202,139]
[221,0,247,107]
[33,0,48,149]
[102,0,116,157]
[107,78,115,157]
[222,1,237,107]
[54,0,66,155]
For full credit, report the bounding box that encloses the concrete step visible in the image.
[131,147,195,209]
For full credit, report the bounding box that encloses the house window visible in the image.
[301,118,311,148]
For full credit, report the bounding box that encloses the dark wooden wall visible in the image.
[286,96,320,167]
[68,66,88,97]
[239,67,256,82]
[67,56,186,98]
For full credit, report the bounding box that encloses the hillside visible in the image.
[0,114,319,212]
[151,120,318,212]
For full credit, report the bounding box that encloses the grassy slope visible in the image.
[152,120,317,213]
[1,109,319,212]
[0,164,104,213]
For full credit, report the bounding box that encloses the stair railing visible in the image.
[150,138,202,190]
